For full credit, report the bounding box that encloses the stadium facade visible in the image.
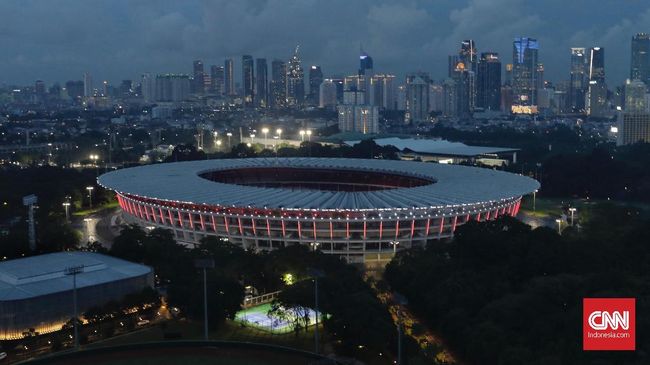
[0,252,153,340]
[98,158,539,263]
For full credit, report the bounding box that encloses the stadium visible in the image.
[98,158,539,263]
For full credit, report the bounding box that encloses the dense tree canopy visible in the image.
[385,208,650,364]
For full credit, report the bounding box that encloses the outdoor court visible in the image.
[234,303,319,334]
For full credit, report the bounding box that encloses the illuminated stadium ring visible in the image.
[98,158,539,264]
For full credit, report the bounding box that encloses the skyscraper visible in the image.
[319,79,337,109]
[569,47,587,112]
[476,52,501,111]
[286,46,305,107]
[83,72,93,97]
[451,62,471,118]
[359,49,374,76]
[210,65,225,95]
[405,72,430,124]
[224,58,235,96]
[308,65,323,106]
[512,37,539,106]
[618,113,650,145]
[625,79,647,112]
[459,40,477,110]
[242,55,254,106]
[141,73,155,103]
[192,60,205,94]
[586,47,607,117]
[631,33,650,86]
[155,74,190,102]
[270,59,287,109]
[256,58,268,108]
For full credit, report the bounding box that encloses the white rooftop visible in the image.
[0,252,151,301]
[98,158,539,211]
[344,137,519,157]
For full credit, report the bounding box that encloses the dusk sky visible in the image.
[2,0,650,86]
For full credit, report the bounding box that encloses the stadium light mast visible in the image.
[62,201,71,222]
[262,128,269,148]
[65,265,85,350]
[556,218,562,235]
[195,258,215,340]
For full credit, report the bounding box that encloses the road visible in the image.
[72,207,124,249]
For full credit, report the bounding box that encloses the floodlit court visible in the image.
[235,303,319,334]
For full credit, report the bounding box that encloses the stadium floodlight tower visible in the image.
[22,195,37,251]
[64,264,85,350]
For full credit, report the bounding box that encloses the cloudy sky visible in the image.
[1,0,649,86]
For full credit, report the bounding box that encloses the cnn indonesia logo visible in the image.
[583,298,635,351]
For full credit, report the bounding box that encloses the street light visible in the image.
[194,258,215,341]
[569,207,577,226]
[89,154,99,176]
[556,218,562,235]
[533,189,538,211]
[390,241,400,254]
[250,134,256,145]
[62,202,71,222]
[276,129,282,147]
[392,293,408,365]
[226,132,232,149]
[310,242,320,251]
[299,130,305,142]
[308,268,325,355]
[306,130,312,141]
[64,265,85,350]
[216,140,222,151]
[262,128,269,148]
[86,186,94,209]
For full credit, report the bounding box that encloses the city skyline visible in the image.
[2,0,650,85]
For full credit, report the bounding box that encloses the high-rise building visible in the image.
[535,63,545,93]
[618,112,650,145]
[476,52,501,111]
[625,79,647,112]
[586,47,607,117]
[631,33,650,86]
[359,49,374,76]
[405,72,430,124]
[83,72,93,97]
[368,74,397,110]
[460,40,477,71]
[34,80,46,95]
[242,55,254,106]
[224,58,235,96]
[155,74,190,102]
[210,65,225,95]
[270,60,287,109]
[286,46,305,107]
[569,47,587,113]
[451,62,472,118]
[256,58,268,108]
[459,40,477,110]
[448,55,460,78]
[512,37,539,106]
[319,79,337,109]
[141,73,155,103]
[308,65,323,106]
[504,63,513,86]
[192,60,205,94]
[65,80,84,100]
[337,105,379,134]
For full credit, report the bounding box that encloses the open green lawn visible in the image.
[73,200,119,216]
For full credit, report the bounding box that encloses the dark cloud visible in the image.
[1,0,649,86]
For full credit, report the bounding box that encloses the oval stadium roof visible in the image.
[98,158,539,211]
